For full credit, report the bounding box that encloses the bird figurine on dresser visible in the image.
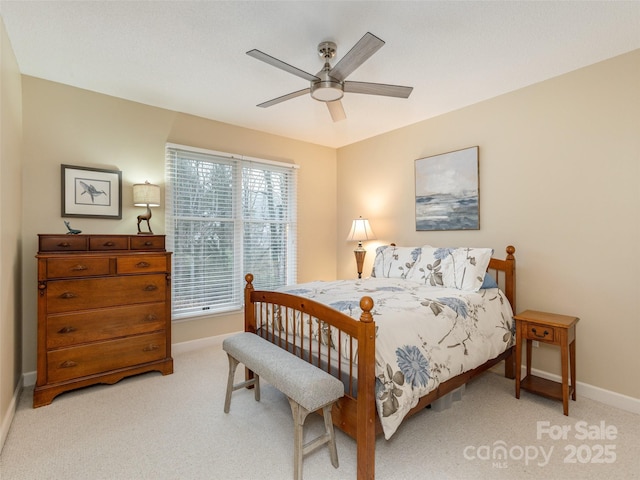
[64,221,82,235]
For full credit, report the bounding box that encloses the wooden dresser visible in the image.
[34,234,173,407]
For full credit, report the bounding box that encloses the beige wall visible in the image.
[0,18,23,447]
[20,77,337,371]
[337,50,640,399]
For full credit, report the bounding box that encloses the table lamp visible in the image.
[346,216,376,278]
[133,181,160,234]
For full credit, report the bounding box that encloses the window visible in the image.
[165,144,297,319]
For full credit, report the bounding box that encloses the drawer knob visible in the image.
[135,261,151,268]
[71,264,88,271]
[104,241,115,247]
[144,285,158,291]
[144,314,158,322]
[144,241,153,246]
[59,292,77,299]
[531,327,549,338]
[58,326,77,334]
[143,344,160,352]
[57,242,71,248]
[60,360,77,368]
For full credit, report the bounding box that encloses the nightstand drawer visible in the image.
[525,323,555,343]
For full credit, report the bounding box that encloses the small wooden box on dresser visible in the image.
[34,234,173,407]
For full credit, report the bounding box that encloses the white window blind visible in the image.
[165,144,297,319]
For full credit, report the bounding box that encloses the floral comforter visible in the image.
[278,277,514,439]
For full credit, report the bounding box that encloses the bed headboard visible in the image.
[488,245,516,312]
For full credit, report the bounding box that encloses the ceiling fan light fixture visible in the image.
[248,32,412,119]
[311,80,344,102]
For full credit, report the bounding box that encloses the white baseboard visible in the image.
[0,376,23,454]
[22,370,36,388]
[171,331,238,355]
[523,366,640,415]
[20,336,640,416]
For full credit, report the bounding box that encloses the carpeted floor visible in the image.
[1,342,638,479]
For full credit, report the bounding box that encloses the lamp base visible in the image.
[354,249,366,279]
[136,205,154,235]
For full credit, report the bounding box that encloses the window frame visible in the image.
[165,143,298,320]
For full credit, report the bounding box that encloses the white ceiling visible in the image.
[1,1,639,148]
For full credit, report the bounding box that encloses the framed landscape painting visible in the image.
[415,146,479,231]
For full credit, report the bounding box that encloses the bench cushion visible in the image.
[223,332,344,412]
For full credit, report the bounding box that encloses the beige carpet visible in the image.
[1,343,638,480]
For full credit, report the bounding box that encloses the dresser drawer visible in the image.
[39,235,88,252]
[525,323,556,343]
[46,274,167,313]
[117,255,168,274]
[47,332,167,383]
[89,236,129,251]
[45,257,111,279]
[130,235,165,250]
[47,303,166,348]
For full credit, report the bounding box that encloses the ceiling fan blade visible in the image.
[326,100,346,122]
[257,88,310,108]
[247,49,319,82]
[344,81,413,98]
[329,32,385,82]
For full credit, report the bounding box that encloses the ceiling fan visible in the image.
[247,32,413,122]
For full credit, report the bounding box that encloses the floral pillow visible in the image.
[406,246,493,292]
[448,247,494,292]
[405,247,455,286]
[371,245,421,279]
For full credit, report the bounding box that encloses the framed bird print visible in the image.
[61,164,122,219]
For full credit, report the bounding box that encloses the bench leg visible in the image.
[322,404,339,469]
[224,353,260,413]
[288,399,339,480]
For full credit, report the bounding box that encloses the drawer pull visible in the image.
[71,264,88,271]
[143,344,160,352]
[59,292,77,299]
[531,327,550,338]
[103,241,115,247]
[144,314,158,322]
[135,261,151,268]
[144,241,153,246]
[58,326,77,334]
[60,360,77,368]
[144,285,158,291]
[57,242,71,248]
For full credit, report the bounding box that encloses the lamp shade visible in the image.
[346,217,376,243]
[133,181,160,207]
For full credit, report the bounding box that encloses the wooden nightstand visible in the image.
[514,310,579,415]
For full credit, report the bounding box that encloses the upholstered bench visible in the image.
[223,332,344,480]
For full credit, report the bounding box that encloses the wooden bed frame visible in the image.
[244,245,516,480]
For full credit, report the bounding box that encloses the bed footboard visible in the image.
[244,273,377,480]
